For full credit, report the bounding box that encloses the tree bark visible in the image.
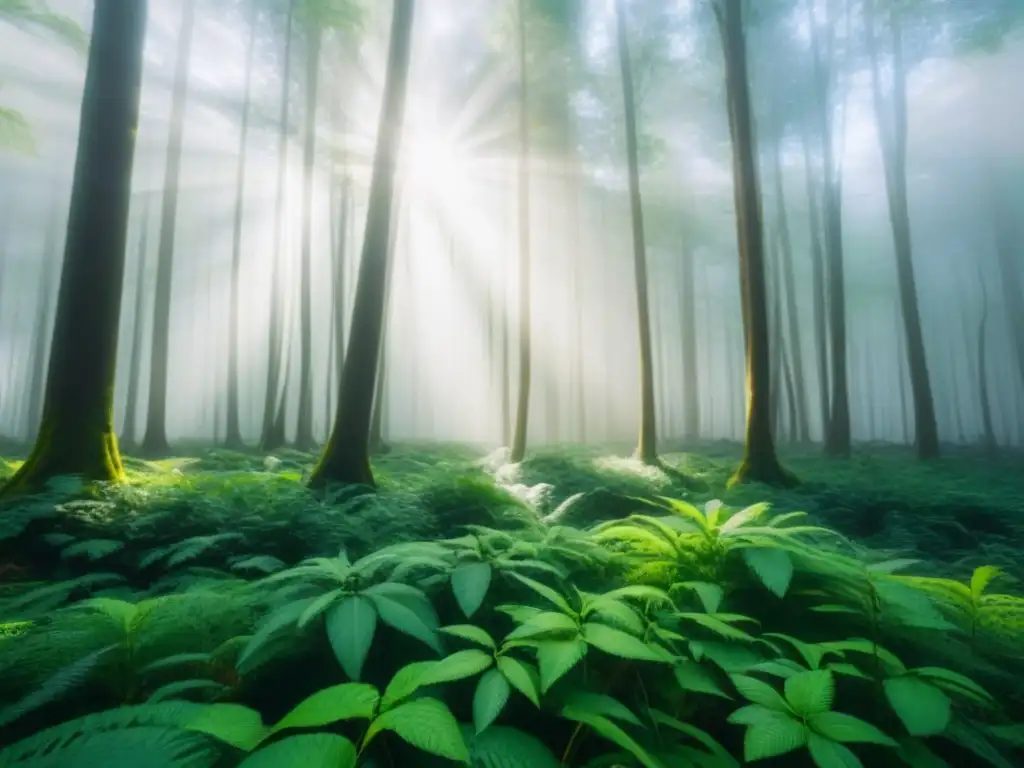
[717,0,796,488]
[865,0,940,459]
[141,0,196,457]
[308,0,415,489]
[680,241,700,440]
[800,130,830,441]
[119,197,152,450]
[509,0,533,463]
[1,0,145,497]
[614,0,659,465]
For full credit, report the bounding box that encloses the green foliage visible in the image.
[0,446,1022,766]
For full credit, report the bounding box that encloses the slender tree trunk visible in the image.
[141,0,196,457]
[801,131,830,441]
[26,189,62,439]
[866,0,940,459]
[509,0,533,463]
[717,0,796,487]
[120,197,152,450]
[295,25,322,451]
[225,0,258,449]
[369,185,403,456]
[989,173,1024,393]
[308,0,415,489]
[975,269,998,454]
[680,241,700,440]
[614,0,658,464]
[1,0,145,497]
[260,0,297,452]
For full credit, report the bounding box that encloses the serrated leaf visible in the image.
[269,683,379,737]
[419,650,493,687]
[239,733,357,768]
[675,660,731,698]
[326,596,378,681]
[440,624,496,648]
[784,670,834,716]
[537,639,587,692]
[473,668,510,734]
[910,668,993,704]
[742,548,793,598]
[728,704,786,726]
[147,679,228,704]
[451,562,493,618]
[807,712,897,746]
[970,566,1002,601]
[582,622,671,663]
[583,597,645,634]
[368,592,442,655]
[299,588,346,629]
[561,692,642,726]
[560,708,665,768]
[506,610,579,641]
[463,725,559,767]
[731,675,791,712]
[679,612,756,642]
[496,656,541,707]
[807,732,863,768]
[743,714,807,761]
[364,697,469,763]
[381,660,438,711]
[884,677,951,736]
[678,581,725,615]
[506,572,574,614]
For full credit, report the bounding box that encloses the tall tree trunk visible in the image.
[141,0,196,457]
[308,0,415,489]
[260,0,297,452]
[717,0,796,487]
[509,0,533,463]
[369,185,403,456]
[26,189,62,439]
[2,0,145,497]
[975,268,998,454]
[771,140,810,442]
[614,0,658,464]
[989,173,1024,393]
[801,130,830,441]
[865,0,940,459]
[120,197,152,450]
[225,0,258,449]
[295,25,323,451]
[680,241,700,440]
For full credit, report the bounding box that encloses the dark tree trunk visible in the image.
[801,130,830,441]
[225,0,258,449]
[369,186,403,456]
[680,242,700,439]
[120,197,152,451]
[141,0,196,457]
[866,0,940,459]
[2,0,145,497]
[717,0,796,487]
[308,0,415,489]
[330,176,350,424]
[509,0,533,463]
[260,0,297,453]
[614,0,659,464]
[295,25,323,451]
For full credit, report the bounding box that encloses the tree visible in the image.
[715,0,797,488]
[308,0,416,489]
[614,0,658,465]
[141,0,198,457]
[508,0,533,463]
[1,0,147,497]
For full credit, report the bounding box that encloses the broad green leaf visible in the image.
[806,732,863,768]
[473,668,510,734]
[462,725,559,768]
[808,712,897,746]
[561,692,642,726]
[742,548,793,598]
[884,677,951,736]
[728,704,787,726]
[865,559,922,574]
[269,683,379,736]
[496,656,541,707]
[719,502,769,533]
[364,697,469,764]
[369,593,443,655]
[582,597,645,634]
[237,598,319,673]
[910,668,993,705]
[730,675,791,712]
[679,612,755,642]
[560,708,665,768]
[678,582,724,615]
[326,596,378,681]
[675,660,731,698]
[598,584,674,606]
[537,639,587,692]
[744,715,807,761]
[452,563,493,618]
[784,670,834,716]
[506,611,578,640]
[381,660,438,711]
[299,588,346,629]
[970,566,1002,601]
[440,624,496,649]
[239,734,357,768]
[582,622,670,663]
[650,710,738,766]
[506,572,574,615]
[419,650,493,687]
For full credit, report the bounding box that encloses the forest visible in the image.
[0,0,1022,765]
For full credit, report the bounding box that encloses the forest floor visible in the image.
[1,440,1021,585]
